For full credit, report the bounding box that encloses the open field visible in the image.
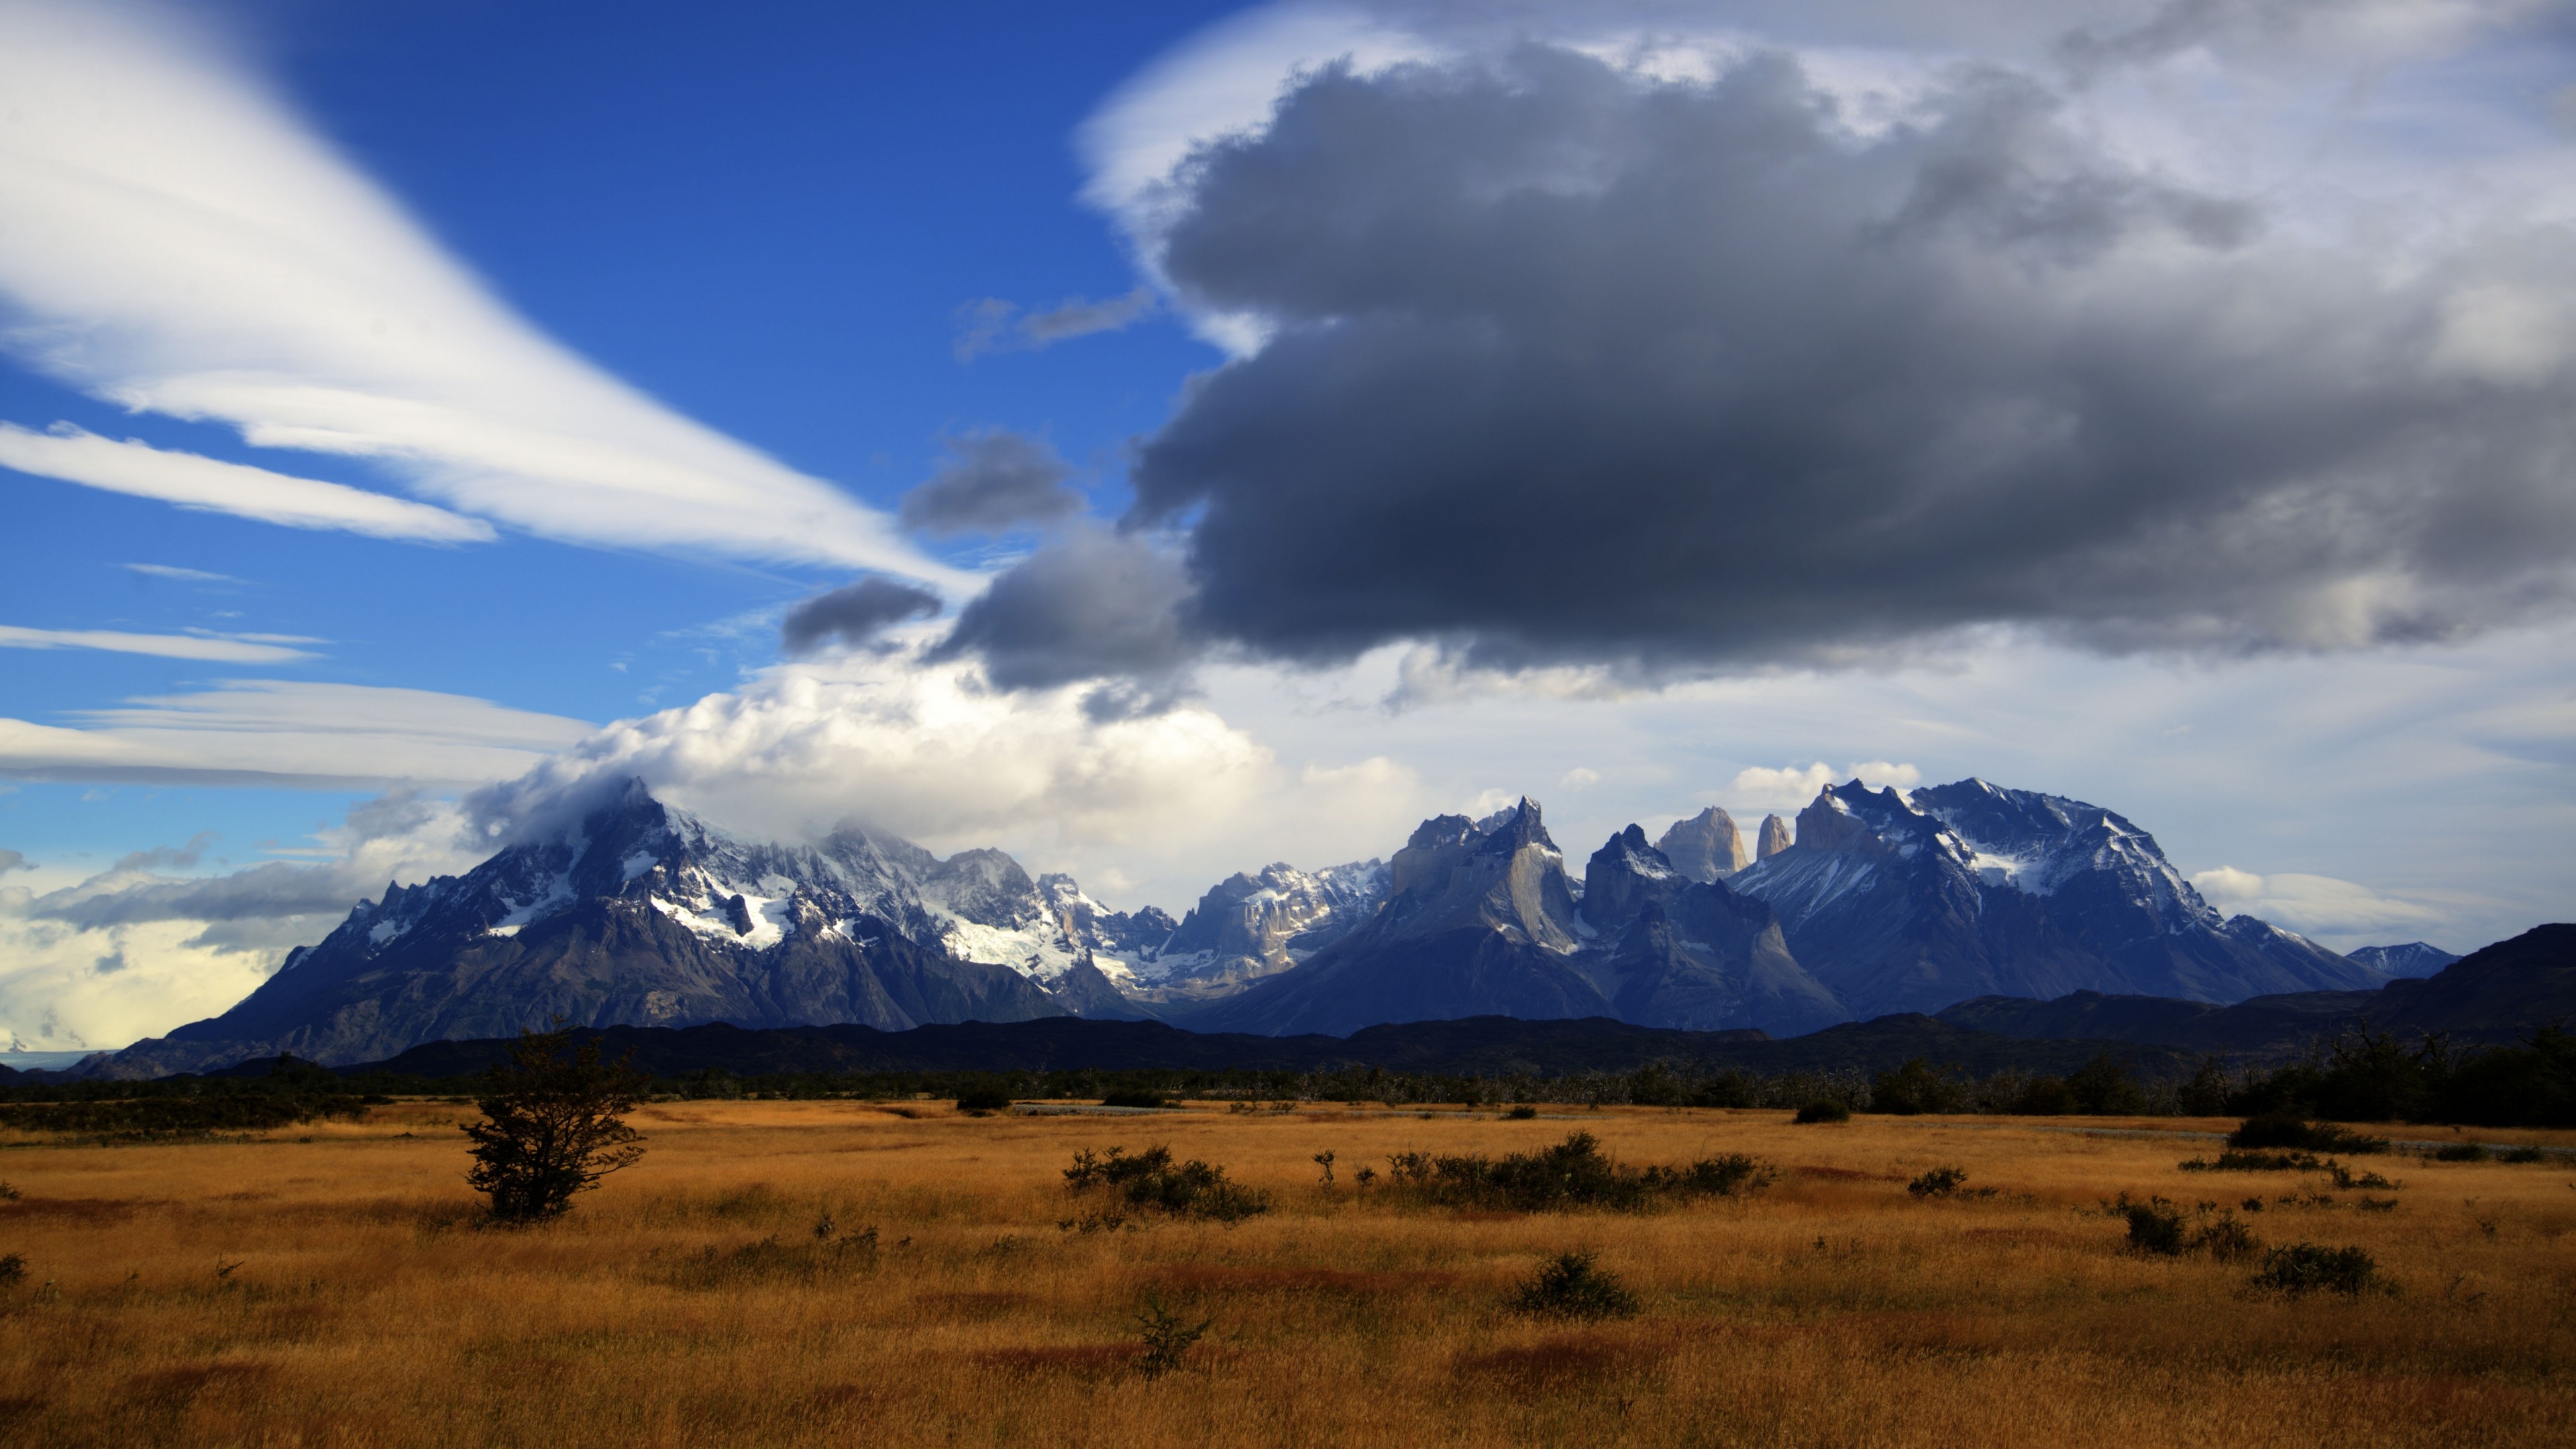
[3,1101,2573,1447]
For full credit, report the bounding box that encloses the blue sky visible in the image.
[3,0,2573,1049]
[1,0,1229,862]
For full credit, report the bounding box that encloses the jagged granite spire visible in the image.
[1756,814,1792,861]
[1655,806,1749,883]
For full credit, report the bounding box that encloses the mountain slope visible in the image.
[1130,860,1388,1004]
[1186,801,1609,1036]
[1725,780,2381,1018]
[90,782,1067,1076]
[1939,924,2574,1055]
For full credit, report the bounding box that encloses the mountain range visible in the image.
[82,775,2435,1077]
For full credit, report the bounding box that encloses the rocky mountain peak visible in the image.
[1655,806,1748,883]
[1757,814,1792,860]
[1581,824,1682,936]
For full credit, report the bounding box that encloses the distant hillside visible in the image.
[1940,924,2575,1056]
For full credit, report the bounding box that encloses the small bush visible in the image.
[1064,1146,1269,1222]
[2194,1214,2262,1262]
[956,1087,1012,1114]
[2117,1194,2190,1256]
[2432,1142,2487,1162]
[2251,1242,2385,1296]
[1379,1132,1768,1212]
[2503,1145,2547,1163]
[1505,1105,1538,1120]
[2180,1150,2323,1172]
[0,1252,23,1287]
[1101,1091,1171,1110]
[2114,1194,2261,1260]
[1510,1251,1639,1320]
[1907,1167,1970,1199]
[1794,1099,1851,1124]
[2228,1115,2388,1155]
[1132,1293,1212,1379]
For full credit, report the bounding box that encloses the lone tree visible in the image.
[463,1024,647,1222]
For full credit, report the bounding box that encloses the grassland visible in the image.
[3,1099,2572,1447]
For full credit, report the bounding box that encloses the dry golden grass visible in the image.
[3,1100,2573,1447]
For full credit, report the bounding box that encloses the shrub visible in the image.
[2194,1214,2262,1262]
[2114,1194,2261,1260]
[1505,1104,1539,1120]
[2433,1142,2487,1163]
[2116,1194,2190,1256]
[1063,1146,1269,1222]
[1101,1090,1170,1110]
[1132,1293,1212,1378]
[1907,1167,1970,1199]
[2251,1242,2385,1296]
[2229,1115,2388,1155]
[1510,1251,1639,1320]
[0,1252,23,1287]
[2065,1055,2148,1116]
[462,1026,647,1223]
[1380,1132,1769,1212]
[956,1087,1013,1113]
[2180,1150,2323,1172]
[1794,1099,1851,1124]
[2503,1145,2548,1163]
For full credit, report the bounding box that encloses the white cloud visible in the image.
[473,648,1432,911]
[0,791,482,1050]
[0,423,492,543]
[2190,866,2444,941]
[0,0,969,588]
[123,563,241,584]
[0,624,315,663]
[0,680,593,788]
[1725,760,1921,813]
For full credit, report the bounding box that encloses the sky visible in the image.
[2,0,2572,1051]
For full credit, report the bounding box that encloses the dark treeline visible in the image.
[6,1026,2570,1131]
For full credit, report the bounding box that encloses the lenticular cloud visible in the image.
[0,0,959,586]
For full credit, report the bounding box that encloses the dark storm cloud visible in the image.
[897,431,1086,539]
[780,576,944,657]
[929,526,1196,695]
[1081,43,2576,674]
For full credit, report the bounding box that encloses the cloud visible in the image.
[0,848,25,874]
[0,423,493,543]
[0,680,593,788]
[953,287,1160,360]
[123,563,242,584]
[896,432,1086,538]
[0,624,316,663]
[1066,11,2576,679]
[930,527,1199,696]
[467,650,1293,876]
[0,1,965,586]
[1726,761,1922,812]
[0,790,482,1049]
[780,577,944,656]
[2190,865,2443,939]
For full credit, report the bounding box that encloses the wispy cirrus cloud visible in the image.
[0,423,491,543]
[123,563,244,584]
[0,680,593,788]
[0,0,968,589]
[0,624,316,663]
